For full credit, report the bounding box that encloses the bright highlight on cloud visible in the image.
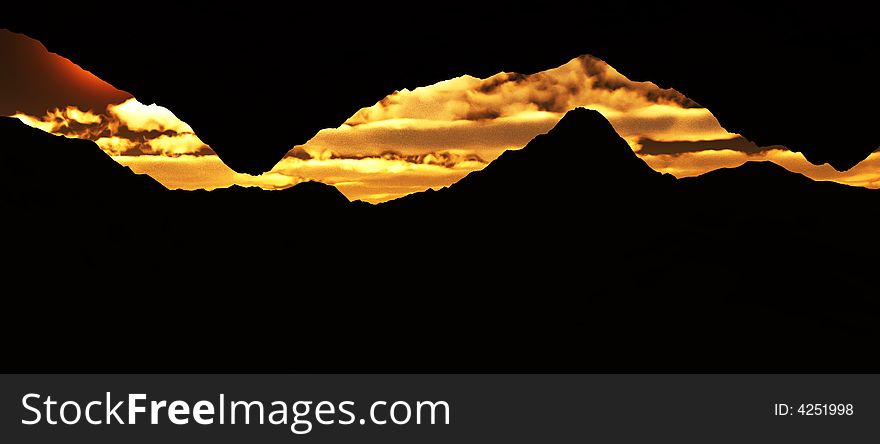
[6,44,880,202]
[108,99,195,134]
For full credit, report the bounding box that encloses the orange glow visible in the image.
[50,50,120,97]
[0,29,131,117]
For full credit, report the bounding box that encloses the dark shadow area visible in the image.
[2,4,877,174]
[637,137,764,155]
[2,109,877,372]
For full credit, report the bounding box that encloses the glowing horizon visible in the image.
[4,35,879,202]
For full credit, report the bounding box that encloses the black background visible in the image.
[0,3,878,374]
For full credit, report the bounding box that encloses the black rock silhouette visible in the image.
[1,109,877,373]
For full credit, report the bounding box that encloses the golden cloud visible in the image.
[146,133,210,156]
[347,56,698,126]
[108,99,194,133]
[11,98,209,157]
[95,136,139,156]
[12,106,103,134]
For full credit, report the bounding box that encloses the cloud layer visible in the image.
[13,98,212,156]
[4,31,879,203]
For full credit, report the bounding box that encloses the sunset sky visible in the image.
[3,29,879,202]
